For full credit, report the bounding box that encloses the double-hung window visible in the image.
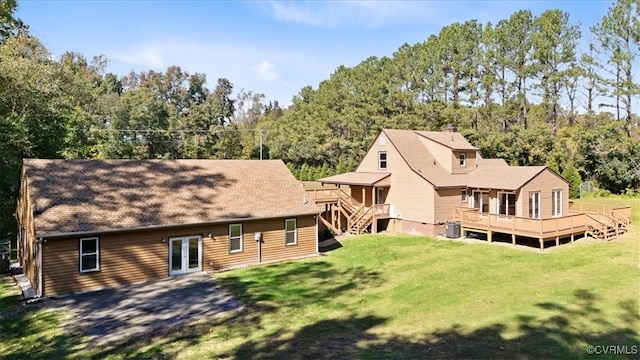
[378,152,387,170]
[552,190,562,217]
[80,237,99,273]
[229,224,243,253]
[461,189,467,203]
[285,218,297,245]
[459,153,467,167]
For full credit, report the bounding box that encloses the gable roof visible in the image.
[23,159,318,237]
[467,166,550,190]
[383,129,468,188]
[322,129,566,191]
[415,131,478,151]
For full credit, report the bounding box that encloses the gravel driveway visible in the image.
[43,272,243,345]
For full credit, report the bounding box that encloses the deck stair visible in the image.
[309,188,375,235]
[585,212,628,241]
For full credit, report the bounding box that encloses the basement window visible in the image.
[80,237,100,273]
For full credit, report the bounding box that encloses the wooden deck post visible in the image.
[539,239,544,251]
[371,187,377,234]
[512,234,516,246]
[487,230,492,243]
[570,233,574,244]
[555,236,559,247]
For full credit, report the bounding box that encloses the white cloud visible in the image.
[256,60,278,81]
[111,45,164,68]
[260,0,444,29]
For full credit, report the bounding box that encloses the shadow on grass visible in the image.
[230,289,639,359]
[3,266,638,359]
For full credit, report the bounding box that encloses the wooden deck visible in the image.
[452,204,631,250]
[308,187,632,250]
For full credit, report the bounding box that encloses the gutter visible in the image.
[37,236,43,298]
[37,211,321,239]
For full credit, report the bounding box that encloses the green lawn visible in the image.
[1,198,638,359]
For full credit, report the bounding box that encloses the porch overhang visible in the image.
[318,172,391,187]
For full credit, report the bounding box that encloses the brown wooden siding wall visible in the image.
[452,151,476,174]
[42,215,317,296]
[357,132,434,223]
[520,169,569,219]
[435,188,467,223]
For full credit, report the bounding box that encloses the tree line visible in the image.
[1,0,639,240]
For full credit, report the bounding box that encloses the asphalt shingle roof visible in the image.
[24,159,318,237]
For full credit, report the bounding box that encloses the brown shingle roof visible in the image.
[468,166,548,190]
[318,172,390,186]
[384,129,468,187]
[415,131,478,150]
[24,159,318,237]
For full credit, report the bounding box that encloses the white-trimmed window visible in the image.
[529,192,541,219]
[378,151,387,170]
[461,189,467,203]
[459,153,467,167]
[229,224,243,253]
[80,237,99,273]
[285,218,297,245]
[497,192,516,217]
[552,190,562,217]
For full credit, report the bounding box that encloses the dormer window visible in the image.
[378,152,387,170]
[459,153,466,167]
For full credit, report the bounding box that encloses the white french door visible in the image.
[169,235,202,275]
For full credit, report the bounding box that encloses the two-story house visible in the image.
[309,129,630,250]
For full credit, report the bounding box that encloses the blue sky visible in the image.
[17,1,613,106]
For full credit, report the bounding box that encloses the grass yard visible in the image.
[0,198,638,359]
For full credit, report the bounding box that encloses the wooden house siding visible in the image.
[41,215,317,296]
[520,169,569,219]
[356,132,433,223]
[435,188,467,223]
[452,151,476,174]
[417,137,452,173]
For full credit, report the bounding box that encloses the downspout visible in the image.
[37,237,43,298]
[315,215,319,254]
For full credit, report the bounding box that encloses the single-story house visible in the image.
[15,159,319,297]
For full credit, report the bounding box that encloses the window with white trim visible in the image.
[459,153,467,167]
[80,237,99,273]
[497,192,516,217]
[552,190,562,217]
[529,192,541,219]
[229,224,243,253]
[461,189,467,203]
[285,218,297,245]
[378,151,387,170]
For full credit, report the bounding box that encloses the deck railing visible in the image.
[375,204,390,216]
[569,202,632,221]
[307,188,340,203]
[453,207,588,238]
